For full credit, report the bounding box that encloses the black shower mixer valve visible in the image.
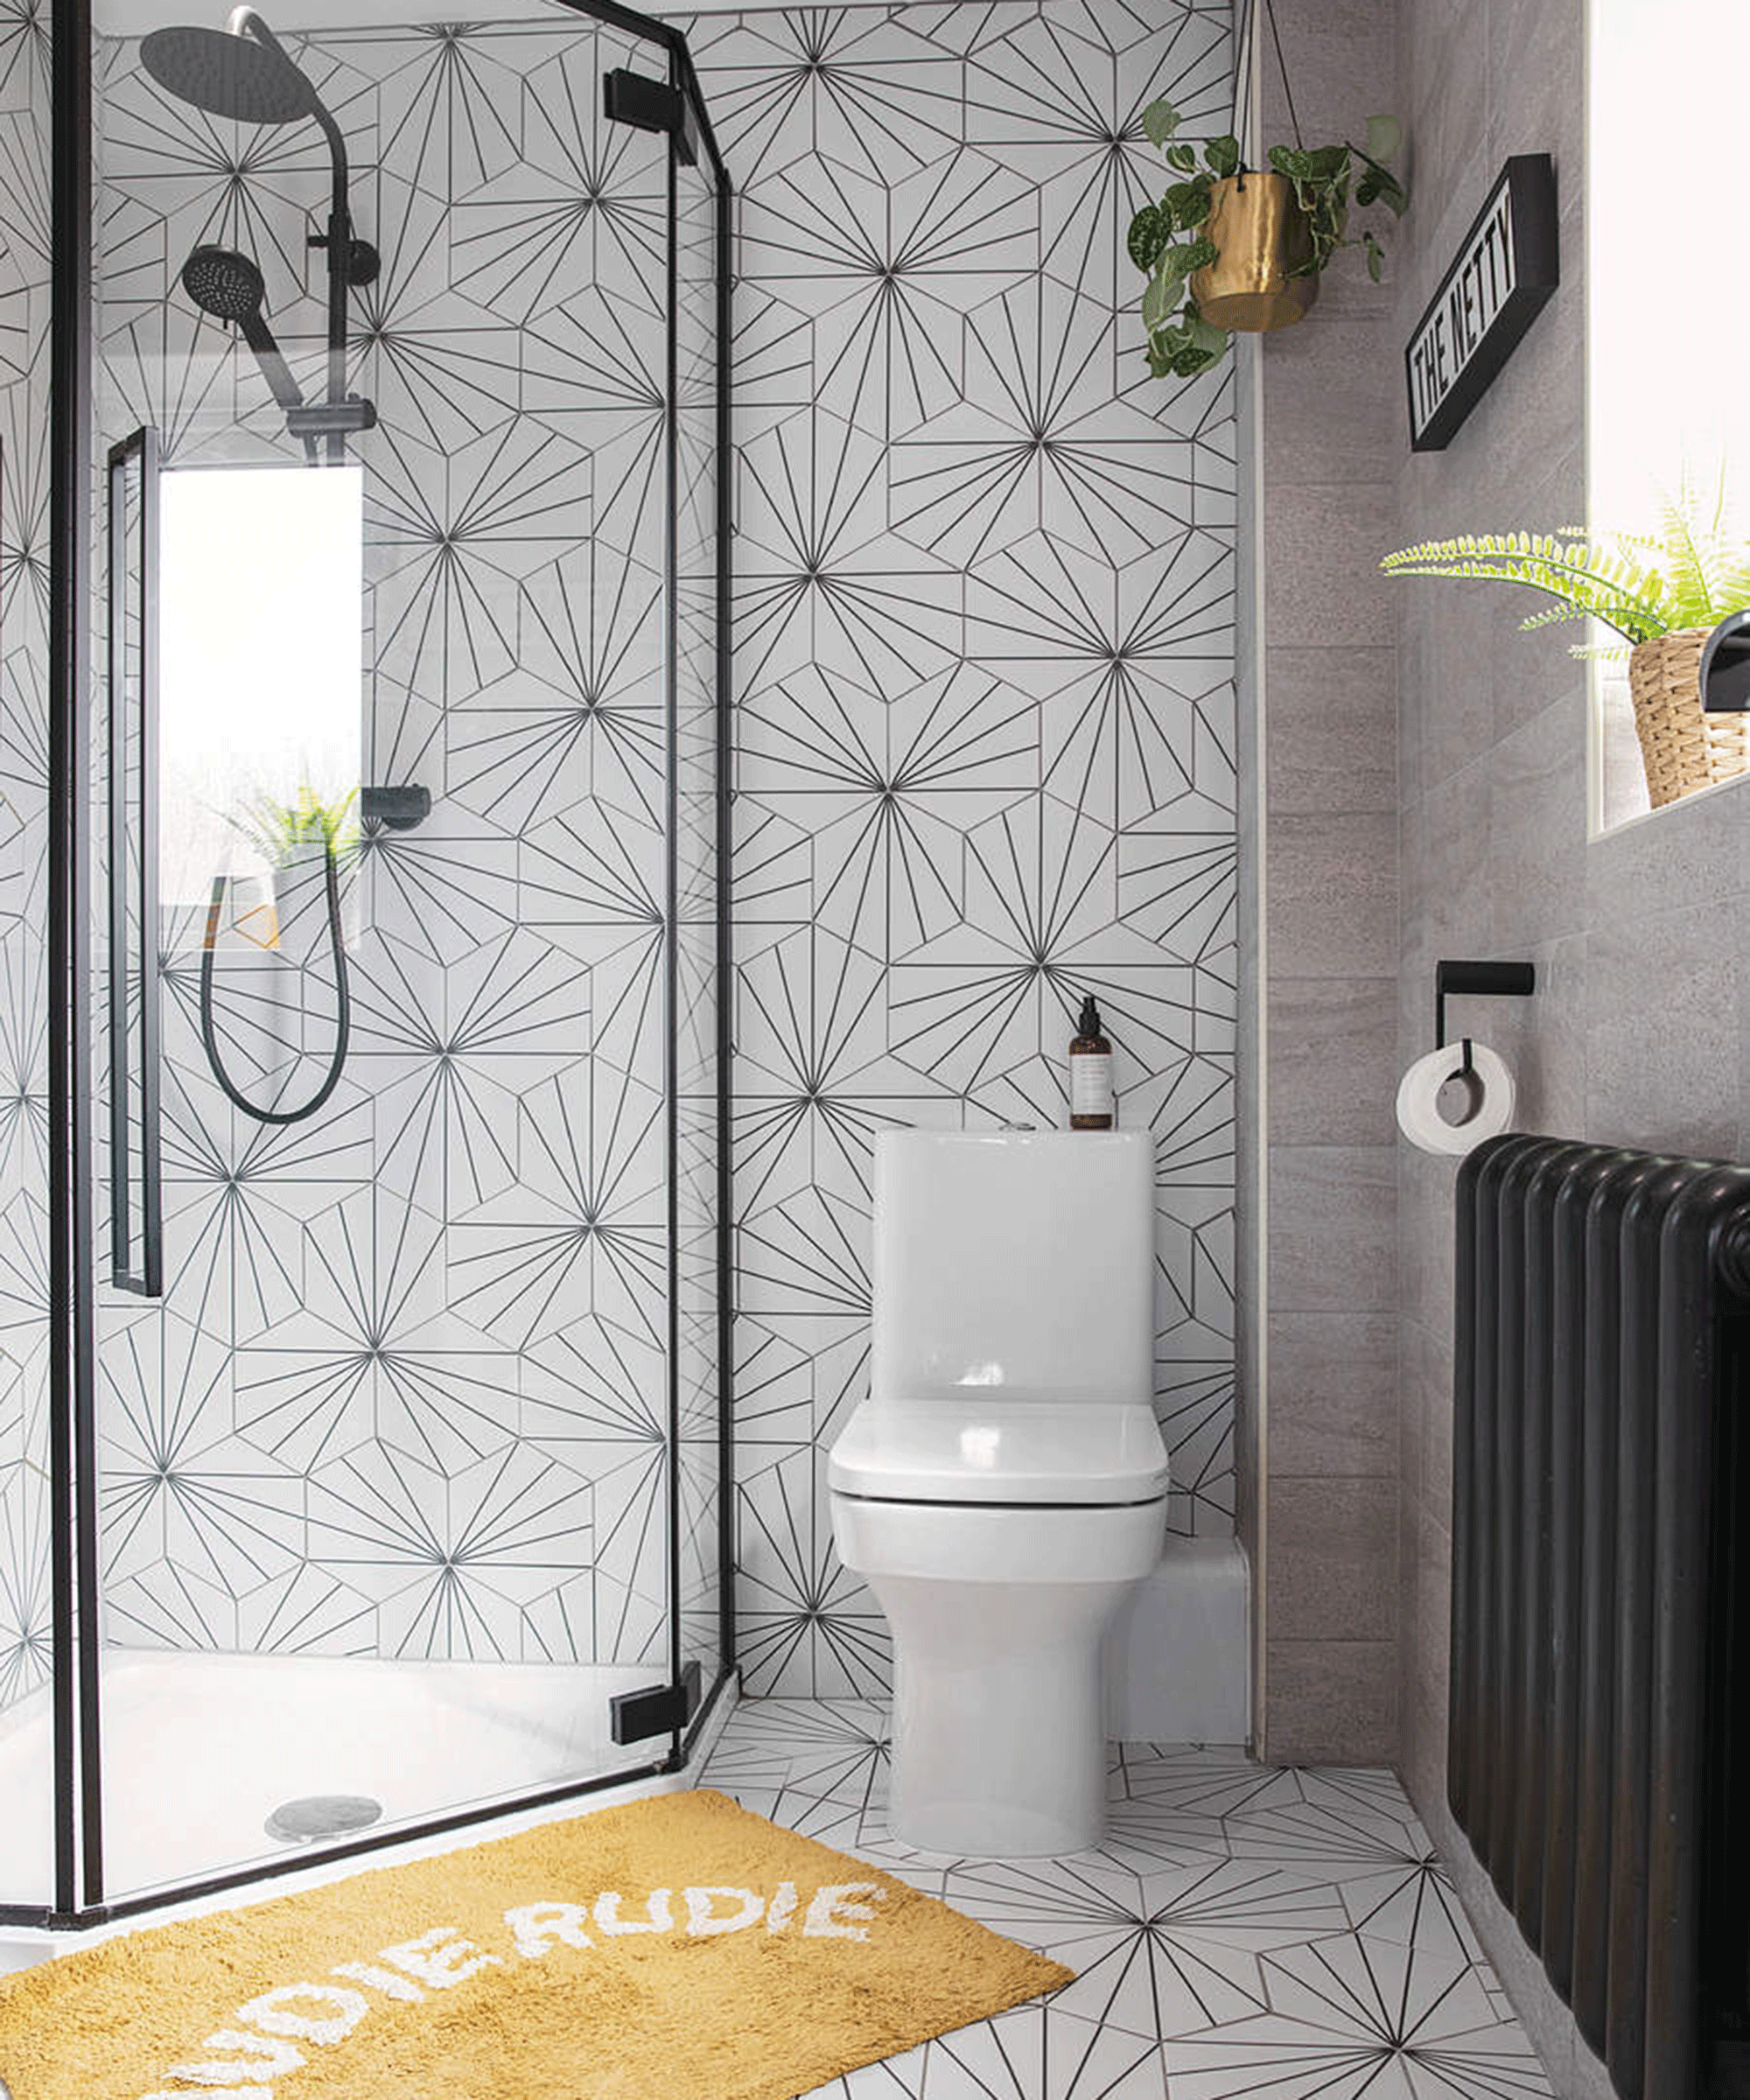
[308,225,382,290]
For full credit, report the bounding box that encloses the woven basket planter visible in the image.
[1628,627,1750,808]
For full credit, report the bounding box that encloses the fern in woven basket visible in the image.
[1381,484,1750,659]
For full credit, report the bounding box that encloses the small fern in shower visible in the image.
[1382,480,1750,657]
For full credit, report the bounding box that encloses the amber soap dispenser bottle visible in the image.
[1068,992,1114,1130]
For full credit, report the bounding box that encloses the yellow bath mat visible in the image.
[0,1788,1070,2100]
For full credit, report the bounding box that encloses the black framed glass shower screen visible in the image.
[10,0,732,1928]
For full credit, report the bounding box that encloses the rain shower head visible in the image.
[154,11,379,458]
[139,22,317,128]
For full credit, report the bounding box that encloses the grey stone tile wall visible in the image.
[1252,0,1402,1766]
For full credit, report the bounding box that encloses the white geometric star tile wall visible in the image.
[0,0,1241,1724]
[686,0,1239,1694]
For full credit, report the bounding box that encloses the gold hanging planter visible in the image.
[1189,172,1320,333]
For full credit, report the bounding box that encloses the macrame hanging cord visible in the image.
[1228,0,1304,178]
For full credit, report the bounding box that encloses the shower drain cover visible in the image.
[264,1794,383,1844]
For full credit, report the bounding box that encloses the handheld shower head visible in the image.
[139,23,316,127]
[180,242,266,325]
[181,244,305,416]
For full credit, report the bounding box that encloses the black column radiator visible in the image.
[1451,1134,1750,2100]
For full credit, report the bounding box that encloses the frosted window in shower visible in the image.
[158,463,362,913]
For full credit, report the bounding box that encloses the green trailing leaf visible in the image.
[1375,164,1410,216]
[1141,270,1180,331]
[1167,340,1224,376]
[1147,304,1228,380]
[1147,237,1206,304]
[1163,178,1213,228]
[1157,247,1196,290]
[1362,230,1383,283]
[1205,133,1240,178]
[1164,143,1198,174]
[1141,97,1181,146]
[1353,149,1408,216]
[1144,332,1178,379]
[1364,113,1403,164]
[1127,204,1170,273]
[1302,186,1349,270]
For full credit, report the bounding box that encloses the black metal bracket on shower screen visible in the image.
[610,1659,703,1745]
[1435,959,1536,1078]
[604,66,698,164]
[360,783,430,832]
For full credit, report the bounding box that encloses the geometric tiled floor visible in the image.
[698,1701,1556,2098]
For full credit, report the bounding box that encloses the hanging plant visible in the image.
[1128,0,1408,382]
[1129,103,1408,380]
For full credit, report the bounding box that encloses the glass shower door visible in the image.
[80,0,723,1908]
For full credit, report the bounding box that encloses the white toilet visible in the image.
[829,1129,1168,1857]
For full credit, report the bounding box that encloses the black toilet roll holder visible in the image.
[1435,959,1536,1079]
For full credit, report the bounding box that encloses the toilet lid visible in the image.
[828,1399,1170,1505]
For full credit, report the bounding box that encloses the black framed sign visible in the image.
[1404,154,1558,452]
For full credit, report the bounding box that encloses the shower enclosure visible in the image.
[0,0,731,1925]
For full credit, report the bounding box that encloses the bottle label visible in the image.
[1071,1053,1112,1117]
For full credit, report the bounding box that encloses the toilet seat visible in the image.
[832,1491,1166,1584]
[828,1398,1169,1506]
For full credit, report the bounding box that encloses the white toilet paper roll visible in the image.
[1394,1040,1516,1157]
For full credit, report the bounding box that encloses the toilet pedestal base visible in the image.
[831,1492,1169,1858]
[879,1573,1130,1858]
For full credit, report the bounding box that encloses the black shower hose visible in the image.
[199,842,350,1126]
